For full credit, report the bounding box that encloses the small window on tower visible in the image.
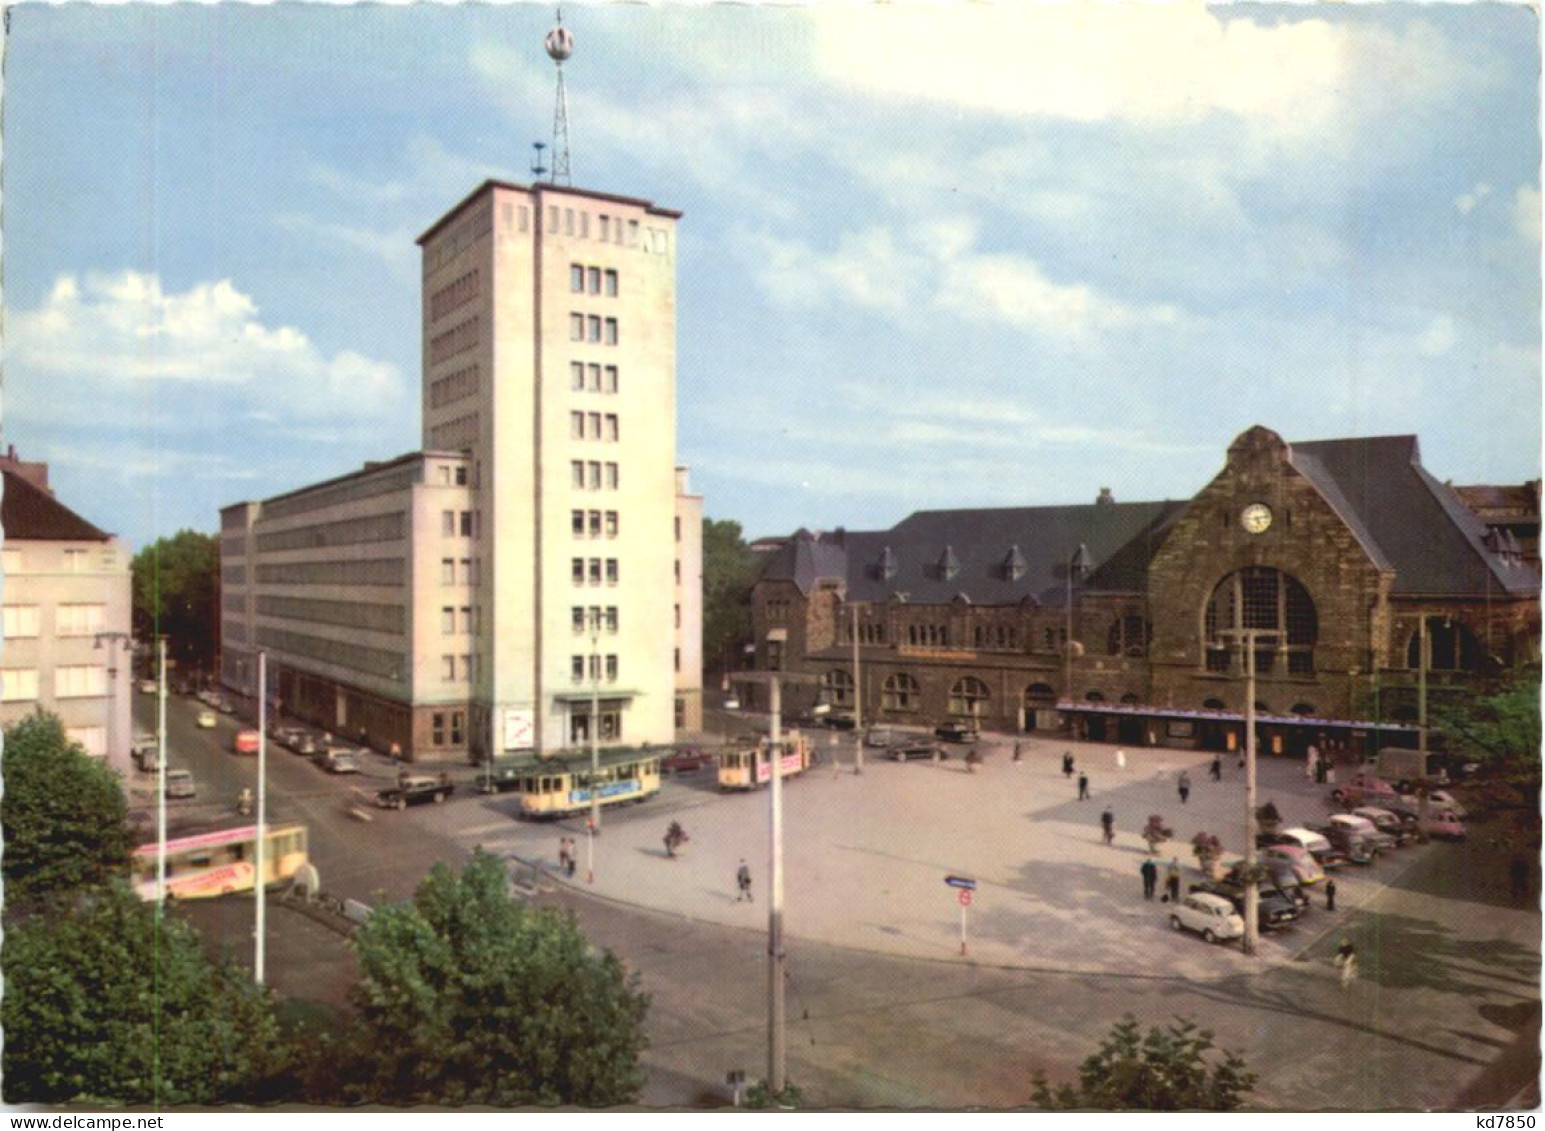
[571,362,584,390]
[604,269,618,296]
[588,266,601,294]
[570,264,584,293]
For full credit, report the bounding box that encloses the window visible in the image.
[1107,615,1152,658]
[570,263,585,292]
[67,726,107,757]
[565,208,575,235]
[605,607,618,634]
[452,712,465,744]
[588,510,602,538]
[572,510,586,536]
[573,558,585,584]
[1204,567,1317,675]
[571,411,585,439]
[571,361,585,390]
[604,269,618,296]
[442,607,456,634]
[549,205,559,230]
[674,516,681,542]
[1408,617,1482,672]
[572,656,585,682]
[675,604,682,629]
[442,510,456,536]
[455,466,468,486]
[587,461,602,490]
[949,677,991,718]
[628,220,639,245]
[438,466,452,485]
[442,558,456,584]
[606,655,618,682]
[600,215,610,241]
[2,669,39,702]
[823,668,855,708]
[462,654,473,683]
[460,606,473,633]
[55,665,107,698]
[3,606,39,639]
[674,560,682,584]
[442,656,456,681]
[766,641,784,671]
[463,558,476,585]
[588,411,602,438]
[882,673,920,712]
[580,212,589,238]
[588,363,602,391]
[604,366,618,393]
[605,559,619,585]
[604,414,619,442]
[589,559,603,586]
[605,511,619,538]
[433,712,446,745]
[573,607,586,634]
[605,463,619,490]
[587,315,602,343]
[65,550,87,573]
[676,698,687,729]
[589,655,602,681]
[460,511,473,537]
[674,648,681,673]
[588,266,601,294]
[604,318,619,346]
[572,461,586,489]
[570,313,584,341]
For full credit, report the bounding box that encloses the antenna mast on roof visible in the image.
[543,6,574,185]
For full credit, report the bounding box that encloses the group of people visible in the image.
[1137,857,1183,902]
[555,836,579,878]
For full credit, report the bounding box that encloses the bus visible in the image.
[497,748,663,819]
[717,734,812,791]
[131,822,309,901]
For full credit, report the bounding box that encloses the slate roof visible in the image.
[758,501,1188,605]
[1289,435,1538,597]
[1,469,111,542]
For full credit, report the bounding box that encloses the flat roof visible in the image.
[229,449,469,511]
[416,179,683,246]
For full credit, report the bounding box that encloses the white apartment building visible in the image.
[1,451,134,776]
[221,180,702,761]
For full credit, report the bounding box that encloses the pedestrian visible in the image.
[1316,758,1328,785]
[558,836,570,875]
[1062,752,1074,778]
[1140,858,1159,900]
[1012,742,1022,763]
[1510,855,1530,900]
[1325,763,1337,786]
[736,860,753,903]
[1305,744,1319,781]
[1115,748,1127,771]
[1209,754,1222,781]
[1077,770,1090,800]
[1165,858,1181,903]
[1325,877,1337,911]
[1334,937,1358,990]
[1100,806,1115,845]
[567,839,577,878]
[389,741,402,766]
[1177,771,1191,804]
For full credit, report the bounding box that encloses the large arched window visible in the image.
[1203,567,1317,675]
[822,668,854,708]
[1024,682,1057,703]
[882,673,920,712]
[1406,617,1481,671]
[1107,614,1152,657]
[949,676,991,717]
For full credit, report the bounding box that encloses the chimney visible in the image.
[1096,487,1115,506]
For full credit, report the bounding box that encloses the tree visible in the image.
[346,849,649,1106]
[2,883,287,1104]
[702,517,760,676]
[2,713,134,907]
[132,529,220,673]
[1433,670,1542,779]
[1031,1015,1255,1111]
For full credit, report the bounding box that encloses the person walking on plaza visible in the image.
[736,860,753,903]
[1062,751,1075,778]
[1012,741,1022,763]
[1114,748,1127,771]
[1077,770,1090,800]
[1100,806,1115,846]
[1325,877,1338,911]
[1164,858,1181,903]
[1334,937,1358,990]
[558,837,570,875]
[1141,858,1158,899]
[1177,771,1191,804]
[1209,753,1221,781]
[1306,744,1320,781]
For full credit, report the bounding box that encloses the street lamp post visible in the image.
[851,603,863,775]
[156,636,169,910]
[1219,627,1276,957]
[255,650,268,985]
[1063,544,1088,709]
[588,622,601,883]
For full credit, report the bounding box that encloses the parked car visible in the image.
[863,728,897,748]
[376,773,454,810]
[196,709,218,729]
[1325,812,1396,854]
[162,768,196,799]
[823,712,857,731]
[1188,880,1302,932]
[1392,787,1466,818]
[1223,860,1311,911]
[1258,844,1325,885]
[1352,806,1420,846]
[316,747,361,774]
[1168,892,1246,943]
[1276,826,1353,869]
[723,697,741,711]
[1330,772,1403,808]
[661,748,710,773]
[1424,810,1468,841]
[233,729,261,755]
[216,697,236,715]
[933,722,980,743]
[138,679,157,695]
[890,739,942,761]
[285,731,322,756]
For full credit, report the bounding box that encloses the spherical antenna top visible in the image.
[545,25,574,62]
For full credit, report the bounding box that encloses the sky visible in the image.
[5,2,1540,552]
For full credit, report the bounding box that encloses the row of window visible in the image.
[430,315,479,365]
[2,665,107,702]
[431,710,465,747]
[570,361,621,395]
[571,411,620,442]
[441,606,479,635]
[550,206,640,248]
[429,269,480,322]
[572,558,620,586]
[433,464,471,486]
[573,606,620,635]
[440,510,481,538]
[764,599,792,624]
[440,557,480,586]
[572,510,620,539]
[569,709,622,744]
[569,313,619,346]
[570,263,620,296]
[441,654,477,682]
[571,461,620,491]
[572,654,620,683]
[1,548,118,574]
[3,604,106,639]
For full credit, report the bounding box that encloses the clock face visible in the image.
[1240,503,1273,534]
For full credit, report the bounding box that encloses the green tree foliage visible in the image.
[2,713,133,906]
[2,883,286,1104]
[346,849,649,1106]
[702,518,760,675]
[1434,671,1542,778]
[132,529,220,671]
[1031,1015,1255,1111]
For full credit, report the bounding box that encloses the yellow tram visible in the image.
[717,734,813,791]
[132,822,310,901]
[501,748,663,819]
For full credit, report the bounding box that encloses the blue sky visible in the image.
[6,3,1540,551]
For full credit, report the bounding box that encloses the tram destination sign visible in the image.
[943,875,977,891]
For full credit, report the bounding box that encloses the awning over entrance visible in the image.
[550,690,643,704]
[1056,699,1419,734]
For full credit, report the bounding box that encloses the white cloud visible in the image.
[9,271,406,422]
[1514,185,1541,245]
[1417,314,1456,357]
[1455,182,1492,215]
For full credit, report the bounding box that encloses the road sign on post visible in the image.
[958,889,972,907]
[944,874,978,891]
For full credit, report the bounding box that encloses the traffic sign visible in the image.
[944,875,977,891]
[958,889,973,907]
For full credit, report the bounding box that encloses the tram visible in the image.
[500,748,663,819]
[132,822,309,901]
[717,734,813,791]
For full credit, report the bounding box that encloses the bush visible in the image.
[1032,1015,1255,1111]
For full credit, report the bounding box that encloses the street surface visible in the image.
[136,695,1540,1109]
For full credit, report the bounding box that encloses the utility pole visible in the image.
[1220,627,1275,957]
[589,621,601,882]
[767,677,786,1097]
[157,636,168,909]
[255,650,267,985]
[852,603,863,775]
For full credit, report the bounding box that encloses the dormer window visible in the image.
[1001,545,1027,581]
[937,546,960,581]
[876,547,898,581]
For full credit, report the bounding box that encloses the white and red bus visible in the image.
[131,822,309,901]
[717,734,812,791]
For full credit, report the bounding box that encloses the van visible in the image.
[1376,747,1439,783]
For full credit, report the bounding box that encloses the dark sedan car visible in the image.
[933,722,980,743]
[661,748,711,773]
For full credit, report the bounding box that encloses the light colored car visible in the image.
[196,709,218,729]
[1169,892,1246,943]
[1328,812,1396,853]
[1425,810,1467,840]
[1353,806,1418,845]
[1279,827,1334,859]
[1331,772,1402,808]
[317,747,361,774]
[863,728,897,748]
[1258,844,1325,885]
[162,768,196,799]
[138,679,157,695]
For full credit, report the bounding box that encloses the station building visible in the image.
[748,425,1539,759]
[221,180,703,762]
